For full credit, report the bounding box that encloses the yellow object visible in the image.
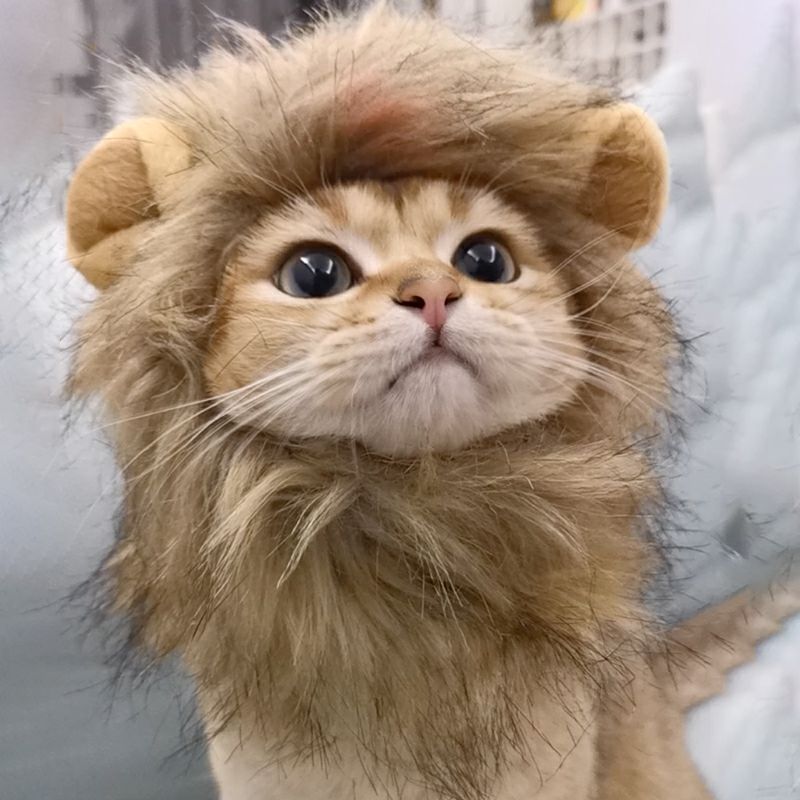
[551,0,595,21]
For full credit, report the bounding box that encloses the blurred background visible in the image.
[1,1,798,798]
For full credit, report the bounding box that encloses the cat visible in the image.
[64,4,794,799]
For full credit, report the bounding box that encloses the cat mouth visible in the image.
[386,341,478,391]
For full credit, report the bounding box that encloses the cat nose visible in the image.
[394,276,462,331]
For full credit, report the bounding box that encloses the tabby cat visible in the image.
[65,4,725,799]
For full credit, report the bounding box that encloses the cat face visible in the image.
[205,179,587,455]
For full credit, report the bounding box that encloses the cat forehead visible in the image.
[246,180,531,277]
[304,180,483,236]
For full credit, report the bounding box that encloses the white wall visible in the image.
[439,0,531,35]
[669,0,799,110]
[482,0,532,30]
[0,0,88,192]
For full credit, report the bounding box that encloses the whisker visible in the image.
[548,227,633,279]
[135,368,317,486]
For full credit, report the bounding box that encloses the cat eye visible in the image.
[451,235,516,283]
[276,247,353,298]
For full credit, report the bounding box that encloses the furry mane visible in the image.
[68,5,676,798]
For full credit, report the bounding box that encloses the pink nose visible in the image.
[395,276,462,331]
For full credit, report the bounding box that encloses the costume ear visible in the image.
[66,118,192,288]
[578,103,668,250]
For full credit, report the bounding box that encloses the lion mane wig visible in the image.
[63,4,714,799]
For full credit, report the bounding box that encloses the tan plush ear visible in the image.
[579,103,668,250]
[66,118,191,288]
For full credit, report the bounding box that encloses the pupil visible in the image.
[295,253,338,296]
[465,242,504,282]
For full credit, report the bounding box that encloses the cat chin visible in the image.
[271,363,561,457]
[222,353,574,456]
[362,361,491,455]
[349,351,577,455]
[247,357,490,455]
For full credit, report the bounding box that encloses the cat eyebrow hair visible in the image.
[445,182,474,220]
[366,179,407,215]
[327,228,382,276]
[314,187,350,227]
